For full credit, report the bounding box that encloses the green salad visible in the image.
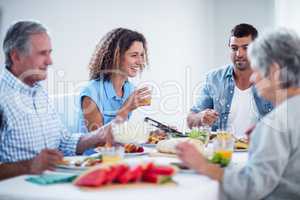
[187,128,209,143]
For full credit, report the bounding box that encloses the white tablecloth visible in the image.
[0,152,248,200]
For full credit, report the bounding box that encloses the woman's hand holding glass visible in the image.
[125,86,152,111]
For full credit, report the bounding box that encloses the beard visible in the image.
[234,60,250,71]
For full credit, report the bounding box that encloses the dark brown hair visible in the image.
[88,28,148,80]
[229,23,258,44]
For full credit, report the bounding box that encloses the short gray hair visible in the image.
[248,28,300,88]
[3,21,47,68]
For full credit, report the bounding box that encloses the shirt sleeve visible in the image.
[221,112,290,200]
[58,127,82,156]
[190,74,214,113]
[0,108,3,131]
[0,106,4,162]
[48,101,83,156]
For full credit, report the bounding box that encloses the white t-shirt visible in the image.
[227,86,259,138]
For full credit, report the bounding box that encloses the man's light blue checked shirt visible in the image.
[0,68,82,163]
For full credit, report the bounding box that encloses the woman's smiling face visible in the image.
[120,41,145,78]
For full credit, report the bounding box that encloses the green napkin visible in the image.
[26,174,77,185]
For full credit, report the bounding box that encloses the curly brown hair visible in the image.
[88,28,148,80]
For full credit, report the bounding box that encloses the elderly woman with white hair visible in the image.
[176,29,300,200]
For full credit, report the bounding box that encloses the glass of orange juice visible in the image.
[139,85,152,106]
[211,131,234,166]
[98,146,124,164]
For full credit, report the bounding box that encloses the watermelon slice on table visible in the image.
[74,168,108,187]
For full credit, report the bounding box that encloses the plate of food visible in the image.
[155,138,205,156]
[56,154,103,171]
[234,138,249,152]
[124,143,149,156]
[142,129,169,148]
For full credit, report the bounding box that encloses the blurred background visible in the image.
[0,0,299,130]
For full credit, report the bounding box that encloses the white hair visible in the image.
[3,21,47,68]
[248,28,300,88]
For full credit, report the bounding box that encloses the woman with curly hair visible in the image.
[77,28,151,133]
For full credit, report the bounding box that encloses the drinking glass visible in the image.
[140,85,152,106]
[213,130,234,161]
[97,146,124,164]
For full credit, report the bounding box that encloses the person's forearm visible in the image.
[76,125,110,154]
[197,162,224,181]
[187,113,202,129]
[116,105,131,120]
[0,160,32,180]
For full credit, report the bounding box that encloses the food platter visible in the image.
[56,155,102,171]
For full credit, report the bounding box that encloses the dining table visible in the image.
[0,148,248,200]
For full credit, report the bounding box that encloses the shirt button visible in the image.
[230,90,233,94]
[227,104,230,107]
[224,117,227,119]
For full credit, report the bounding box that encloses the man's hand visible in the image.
[29,149,63,174]
[187,109,219,128]
[199,109,219,126]
[244,124,256,142]
[98,123,114,147]
[76,120,116,154]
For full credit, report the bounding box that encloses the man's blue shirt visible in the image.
[191,64,273,131]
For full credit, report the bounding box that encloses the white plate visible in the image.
[178,169,197,174]
[124,147,153,156]
[124,151,148,156]
[170,162,196,174]
[56,155,100,171]
[141,143,156,148]
[56,164,88,171]
[234,148,248,152]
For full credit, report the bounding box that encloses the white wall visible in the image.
[275,0,300,33]
[212,0,275,67]
[0,0,275,130]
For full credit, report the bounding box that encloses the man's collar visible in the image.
[225,64,234,78]
[2,67,42,95]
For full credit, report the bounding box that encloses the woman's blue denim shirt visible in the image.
[191,65,273,131]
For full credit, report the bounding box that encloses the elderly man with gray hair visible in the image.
[176,28,300,200]
[0,21,114,180]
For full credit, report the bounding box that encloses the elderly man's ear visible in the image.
[10,49,22,64]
